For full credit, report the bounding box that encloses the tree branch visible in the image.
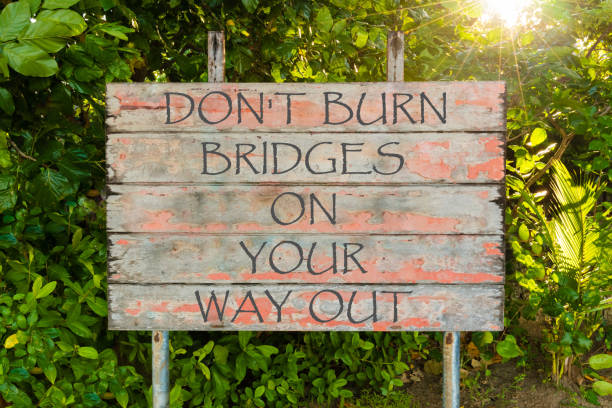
[586,24,612,58]
[7,138,36,161]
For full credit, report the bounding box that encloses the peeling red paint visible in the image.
[115,93,166,110]
[116,239,130,245]
[208,273,231,281]
[479,135,502,153]
[467,157,504,180]
[405,153,452,180]
[125,308,140,316]
[205,223,228,232]
[414,141,450,151]
[172,304,200,313]
[381,212,459,233]
[151,302,169,312]
[339,212,374,232]
[483,242,503,256]
[399,263,503,283]
[235,222,265,232]
[141,210,203,232]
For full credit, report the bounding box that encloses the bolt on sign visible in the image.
[106,82,506,331]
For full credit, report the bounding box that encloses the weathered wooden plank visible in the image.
[106,82,506,133]
[106,185,503,234]
[108,234,504,284]
[207,32,224,83]
[387,31,404,82]
[108,284,504,331]
[107,132,504,184]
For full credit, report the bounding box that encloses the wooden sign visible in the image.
[106,82,506,331]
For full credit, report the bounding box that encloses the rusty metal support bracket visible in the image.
[443,331,460,408]
[152,330,169,408]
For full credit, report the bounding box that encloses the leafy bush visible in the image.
[508,161,610,381]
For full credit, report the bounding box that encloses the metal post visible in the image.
[443,331,460,408]
[152,330,169,408]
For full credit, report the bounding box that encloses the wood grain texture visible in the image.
[207,32,224,83]
[106,79,506,332]
[108,234,504,284]
[107,185,503,234]
[107,132,504,184]
[387,31,404,82]
[106,82,506,133]
[108,284,504,331]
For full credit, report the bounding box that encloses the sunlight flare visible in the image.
[481,0,534,26]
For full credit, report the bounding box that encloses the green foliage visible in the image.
[586,354,612,399]
[0,0,611,406]
[0,0,87,77]
[160,331,428,407]
[496,335,523,360]
[507,160,610,382]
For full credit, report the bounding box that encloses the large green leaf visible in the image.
[0,0,30,42]
[66,320,93,338]
[2,42,58,76]
[315,6,333,32]
[0,87,15,115]
[529,128,547,146]
[496,335,523,359]
[77,346,99,359]
[589,354,612,371]
[241,0,259,13]
[42,0,80,9]
[0,54,9,77]
[96,23,133,40]
[593,381,612,396]
[74,65,103,81]
[85,297,107,317]
[26,0,42,14]
[36,9,86,36]
[0,175,16,213]
[21,36,67,53]
[20,20,76,52]
[0,233,18,248]
[33,168,76,202]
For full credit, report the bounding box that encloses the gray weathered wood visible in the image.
[106,132,504,184]
[387,31,404,82]
[108,284,503,331]
[208,31,224,83]
[106,184,503,235]
[106,77,506,331]
[108,234,504,284]
[105,82,506,133]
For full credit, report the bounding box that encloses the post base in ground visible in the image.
[443,331,460,408]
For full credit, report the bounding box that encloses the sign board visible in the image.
[106,82,506,331]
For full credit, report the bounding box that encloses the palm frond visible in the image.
[546,161,604,288]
